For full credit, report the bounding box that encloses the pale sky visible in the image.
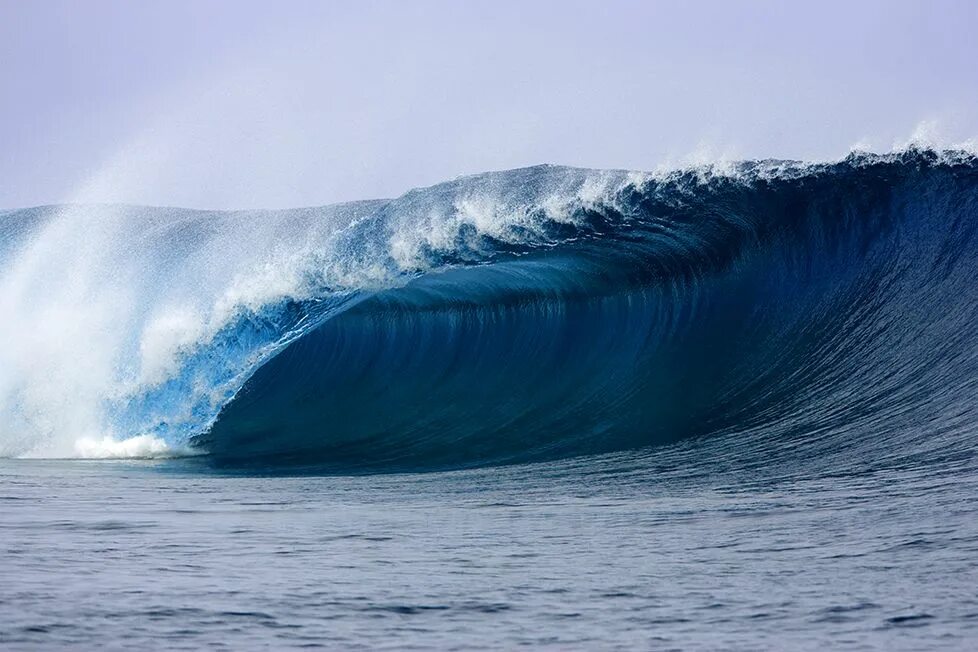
[1,0,977,209]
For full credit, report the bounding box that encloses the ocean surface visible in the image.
[3,446,978,650]
[2,148,978,648]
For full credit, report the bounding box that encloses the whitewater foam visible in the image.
[0,202,380,458]
[73,434,174,459]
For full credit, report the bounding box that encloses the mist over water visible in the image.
[0,201,380,457]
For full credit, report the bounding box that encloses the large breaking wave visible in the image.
[2,148,977,471]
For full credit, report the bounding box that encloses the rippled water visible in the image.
[3,438,978,650]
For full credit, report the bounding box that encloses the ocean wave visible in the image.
[1,148,977,471]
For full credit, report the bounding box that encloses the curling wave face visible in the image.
[1,149,977,470]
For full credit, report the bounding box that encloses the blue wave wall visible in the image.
[193,150,978,471]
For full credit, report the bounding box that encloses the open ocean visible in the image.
[3,446,978,649]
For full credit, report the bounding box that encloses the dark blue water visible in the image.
[3,149,978,648]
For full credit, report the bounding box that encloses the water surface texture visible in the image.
[3,448,977,649]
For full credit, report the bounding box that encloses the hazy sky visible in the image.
[2,0,977,209]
